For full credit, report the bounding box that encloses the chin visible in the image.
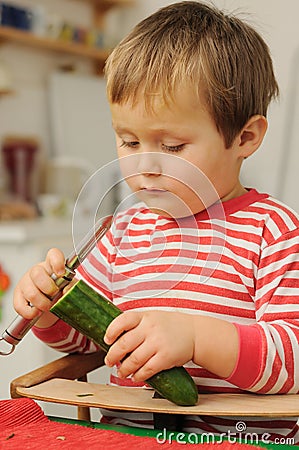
[147,203,204,219]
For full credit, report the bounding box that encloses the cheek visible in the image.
[167,159,221,213]
[118,155,140,192]
[173,180,206,213]
[125,176,139,194]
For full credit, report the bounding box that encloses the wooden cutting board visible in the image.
[16,379,299,417]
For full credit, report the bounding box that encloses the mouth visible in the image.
[141,187,167,192]
[141,188,168,195]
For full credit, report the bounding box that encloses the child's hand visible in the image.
[13,248,66,326]
[104,311,195,382]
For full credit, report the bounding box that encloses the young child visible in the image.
[14,1,299,442]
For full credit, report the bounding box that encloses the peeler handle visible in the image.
[2,314,43,348]
[0,269,74,354]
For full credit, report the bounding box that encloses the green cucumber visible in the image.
[50,279,198,406]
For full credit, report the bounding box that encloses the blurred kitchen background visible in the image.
[0,0,298,420]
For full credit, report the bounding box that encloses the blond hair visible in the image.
[105,1,279,148]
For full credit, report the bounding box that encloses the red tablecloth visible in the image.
[0,398,263,449]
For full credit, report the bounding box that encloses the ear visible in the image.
[238,115,268,158]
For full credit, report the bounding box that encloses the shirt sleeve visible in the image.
[32,318,101,354]
[225,323,263,389]
[226,228,299,394]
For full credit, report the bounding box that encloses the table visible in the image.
[0,398,296,450]
[51,416,298,449]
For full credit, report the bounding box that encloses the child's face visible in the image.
[110,88,245,217]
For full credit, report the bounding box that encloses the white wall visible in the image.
[0,0,298,210]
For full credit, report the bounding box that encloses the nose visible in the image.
[137,151,162,176]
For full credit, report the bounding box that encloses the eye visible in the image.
[162,143,185,152]
[120,140,139,149]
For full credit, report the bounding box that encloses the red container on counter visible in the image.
[2,136,39,203]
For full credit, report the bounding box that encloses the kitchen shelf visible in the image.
[0,1,135,69]
[0,26,110,63]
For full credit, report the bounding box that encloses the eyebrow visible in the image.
[112,125,130,133]
[113,124,184,137]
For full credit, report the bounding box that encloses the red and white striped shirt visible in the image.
[33,189,299,442]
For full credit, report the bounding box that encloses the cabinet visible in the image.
[0,0,135,74]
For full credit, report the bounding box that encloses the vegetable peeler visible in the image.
[0,215,113,356]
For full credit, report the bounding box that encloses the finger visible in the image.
[29,265,60,299]
[20,269,57,312]
[104,311,142,345]
[13,285,43,320]
[116,343,154,379]
[44,248,66,277]
[105,327,144,368]
[131,353,166,383]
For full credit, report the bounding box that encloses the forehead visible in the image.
[110,88,219,141]
[110,84,208,121]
